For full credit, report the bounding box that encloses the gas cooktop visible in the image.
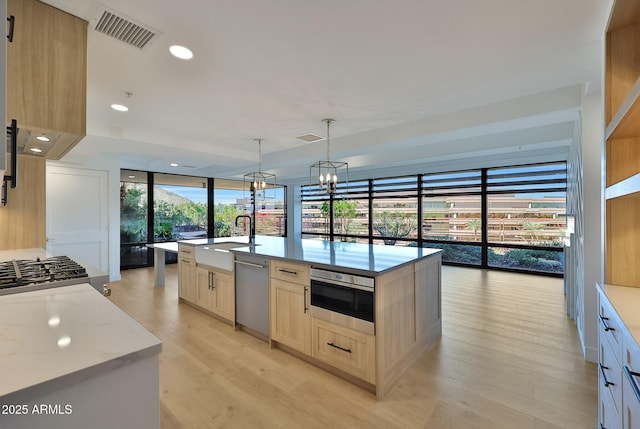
[0,256,89,292]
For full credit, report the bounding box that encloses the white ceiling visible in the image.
[42,0,612,183]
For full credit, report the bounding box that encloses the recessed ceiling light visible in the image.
[36,135,50,142]
[111,104,129,112]
[169,45,193,60]
[128,175,136,179]
[170,163,179,167]
[30,148,43,153]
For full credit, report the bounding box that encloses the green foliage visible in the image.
[373,211,417,245]
[213,203,241,237]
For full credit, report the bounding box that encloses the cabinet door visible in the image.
[270,278,311,355]
[623,371,640,429]
[196,266,215,312]
[178,259,197,303]
[7,0,87,136]
[312,318,376,384]
[212,270,234,322]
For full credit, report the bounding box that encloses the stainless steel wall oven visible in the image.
[310,268,374,335]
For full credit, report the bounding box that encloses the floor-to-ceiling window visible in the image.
[485,162,566,274]
[120,170,149,269]
[154,173,209,242]
[421,170,483,266]
[120,173,286,269]
[301,161,567,276]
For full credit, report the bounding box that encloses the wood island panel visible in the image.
[375,254,442,399]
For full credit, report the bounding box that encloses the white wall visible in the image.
[580,91,604,362]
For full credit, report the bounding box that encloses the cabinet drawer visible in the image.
[311,318,375,384]
[600,293,624,362]
[600,384,621,429]
[178,244,195,261]
[624,329,640,374]
[270,259,309,285]
[600,333,623,415]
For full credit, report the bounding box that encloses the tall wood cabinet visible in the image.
[0,155,45,249]
[7,0,87,158]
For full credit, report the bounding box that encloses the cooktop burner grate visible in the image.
[0,256,89,289]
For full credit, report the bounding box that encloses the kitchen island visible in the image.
[0,283,162,429]
[178,236,442,399]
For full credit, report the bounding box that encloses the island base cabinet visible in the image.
[195,266,234,323]
[270,278,311,355]
[178,260,197,304]
[311,318,375,384]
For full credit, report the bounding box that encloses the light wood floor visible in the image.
[107,265,597,429]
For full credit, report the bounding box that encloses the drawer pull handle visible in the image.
[279,268,298,275]
[181,259,192,264]
[599,315,615,332]
[327,342,352,354]
[624,366,640,402]
[599,363,614,387]
[7,16,15,42]
[303,287,308,314]
[600,424,605,429]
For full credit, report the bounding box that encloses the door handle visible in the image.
[303,287,308,314]
[7,15,15,42]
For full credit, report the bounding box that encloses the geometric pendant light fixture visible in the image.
[244,138,277,200]
[309,118,348,194]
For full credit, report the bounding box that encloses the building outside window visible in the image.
[301,162,567,276]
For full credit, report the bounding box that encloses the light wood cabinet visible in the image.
[270,277,311,355]
[311,318,375,384]
[0,155,45,250]
[178,245,197,304]
[7,0,87,159]
[196,265,234,323]
[604,0,640,287]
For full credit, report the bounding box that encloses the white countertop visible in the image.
[0,247,52,262]
[0,283,162,399]
[599,283,640,348]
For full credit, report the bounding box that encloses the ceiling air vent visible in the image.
[91,5,163,51]
[296,133,324,143]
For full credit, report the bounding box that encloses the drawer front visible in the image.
[600,385,621,429]
[178,244,195,260]
[600,333,623,415]
[599,293,624,363]
[623,367,640,429]
[270,259,310,285]
[311,318,375,384]
[625,329,640,374]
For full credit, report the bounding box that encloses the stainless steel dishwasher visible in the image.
[234,253,270,338]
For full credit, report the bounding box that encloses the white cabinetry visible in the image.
[623,329,640,429]
[597,285,640,429]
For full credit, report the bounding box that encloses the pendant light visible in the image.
[244,139,276,200]
[309,118,348,194]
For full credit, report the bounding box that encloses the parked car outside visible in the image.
[173,224,207,239]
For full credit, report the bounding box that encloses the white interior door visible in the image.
[46,165,109,273]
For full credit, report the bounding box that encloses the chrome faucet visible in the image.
[235,215,254,243]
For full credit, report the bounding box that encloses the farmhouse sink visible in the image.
[195,242,259,271]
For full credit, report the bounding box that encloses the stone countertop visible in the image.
[598,283,640,349]
[0,248,53,262]
[0,283,162,400]
[179,236,442,275]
